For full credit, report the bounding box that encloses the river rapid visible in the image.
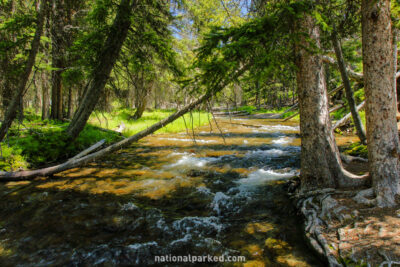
[0,116,325,266]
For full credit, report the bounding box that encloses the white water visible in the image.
[237,169,298,186]
[272,136,294,145]
[165,154,219,169]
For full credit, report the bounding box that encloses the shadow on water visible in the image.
[0,117,323,266]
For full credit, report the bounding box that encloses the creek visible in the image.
[0,116,325,266]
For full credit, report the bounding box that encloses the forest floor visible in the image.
[300,142,400,266]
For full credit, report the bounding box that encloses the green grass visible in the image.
[88,109,210,137]
[236,105,300,120]
[0,108,210,171]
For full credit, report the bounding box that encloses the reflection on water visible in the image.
[0,117,324,266]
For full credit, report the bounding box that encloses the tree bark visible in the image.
[0,0,47,141]
[331,32,367,144]
[295,11,367,192]
[66,0,136,139]
[50,0,66,120]
[362,0,400,207]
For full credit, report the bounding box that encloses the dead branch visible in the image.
[333,101,365,130]
[322,55,363,82]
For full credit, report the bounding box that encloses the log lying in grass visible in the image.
[332,101,365,130]
[0,92,211,181]
[282,85,346,122]
[270,103,298,119]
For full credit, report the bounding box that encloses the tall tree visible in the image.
[49,0,67,120]
[0,0,48,141]
[361,0,400,207]
[295,5,366,191]
[66,0,136,139]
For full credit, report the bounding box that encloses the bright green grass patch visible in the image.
[0,119,121,171]
[88,109,211,137]
[0,109,211,171]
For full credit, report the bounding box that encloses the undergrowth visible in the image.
[0,108,210,171]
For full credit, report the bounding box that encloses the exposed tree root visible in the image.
[296,193,343,267]
[353,188,376,206]
[378,250,400,267]
[352,188,398,208]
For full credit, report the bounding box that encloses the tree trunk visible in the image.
[42,73,50,120]
[50,0,65,121]
[295,11,366,192]
[331,32,367,144]
[66,0,135,139]
[132,97,147,120]
[66,85,73,119]
[0,0,47,141]
[132,79,149,120]
[362,0,400,207]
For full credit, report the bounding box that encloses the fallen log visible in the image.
[283,104,344,122]
[0,92,212,181]
[332,101,365,130]
[322,55,363,82]
[271,103,299,119]
[282,111,299,122]
[69,139,106,161]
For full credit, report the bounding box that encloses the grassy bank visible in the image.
[235,105,299,120]
[0,109,210,171]
[88,109,210,136]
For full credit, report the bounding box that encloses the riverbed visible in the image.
[0,116,323,266]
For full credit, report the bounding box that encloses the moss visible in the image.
[343,142,368,158]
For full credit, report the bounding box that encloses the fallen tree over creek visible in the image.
[0,92,212,181]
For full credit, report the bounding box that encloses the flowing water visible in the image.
[0,116,324,266]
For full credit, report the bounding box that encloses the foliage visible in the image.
[343,141,368,159]
[88,108,210,136]
[0,117,121,171]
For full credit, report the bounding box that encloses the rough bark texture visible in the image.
[295,13,362,191]
[331,32,367,144]
[0,0,47,141]
[362,0,400,207]
[66,0,135,139]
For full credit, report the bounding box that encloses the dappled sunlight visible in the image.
[37,175,204,199]
[0,116,323,266]
[5,181,31,188]
[242,244,264,259]
[245,222,276,236]
[276,254,311,267]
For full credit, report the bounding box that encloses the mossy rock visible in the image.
[344,142,368,158]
